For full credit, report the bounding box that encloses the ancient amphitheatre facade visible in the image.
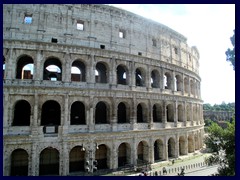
[3,4,204,176]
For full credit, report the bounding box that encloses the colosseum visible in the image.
[3,4,204,176]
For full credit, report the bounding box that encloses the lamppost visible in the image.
[81,143,99,175]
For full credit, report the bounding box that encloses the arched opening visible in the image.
[41,100,61,125]
[168,138,175,158]
[12,100,31,126]
[16,55,34,79]
[135,68,145,87]
[95,101,108,124]
[69,146,85,173]
[188,136,194,153]
[175,75,182,91]
[43,58,62,81]
[151,70,160,88]
[137,141,149,164]
[184,78,189,93]
[166,104,174,122]
[71,61,86,82]
[117,102,129,123]
[187,105,191,121]
[3,56,5,79]
[10,149,28,176]
[70,101,85,125]
[137,103,147,123]
[179,136,186,156]
[118,143,130,167]
[117,65,128,85]
[154,139,164,162]
[178,105,184,122]
[39,148,59,176]
[95,62,108,83]
[153,104,162,122]
[95,144,108,170]
[164,72,171,89]
[190,80,194,95]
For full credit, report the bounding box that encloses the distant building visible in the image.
[203,110,234,122]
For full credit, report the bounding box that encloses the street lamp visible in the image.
[81,143,99,175]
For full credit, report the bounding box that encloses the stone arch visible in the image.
[95,62,108,83]
[175,74,182,91]
[118,142,131,167]
[154,139,164,162]
[12,100,31,126]
[135,67,146,87]
[187,105,191,121]
[137,103,148,123]
[95,144,109,170]
[16,54,34,79]
[168,137,175,158]
[179,136,186,156]
[69,146,85,173]
[153,103,162,123]
[41,100,61,125]
[166,103,174,122]
[178,104,184,122]
[10,149,29,176]
[117,102,130,123]
[70,101,86,125]
[95,101,109,124]
[43,57,62,81]
[117,64,128,85]
[71,60,86,82]
[151,69,160,88]
[188,135,194,153]
[184,77,189,93]
[164,72,172,89]
[39,147,59,176]
[137,141,149,164]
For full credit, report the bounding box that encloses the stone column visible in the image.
[162,101,167,128]
[111,99,117,132]
[182,73,185,95]
[63,53,71,82]
[88,96,94,132]
[112,141,118,170]
[132,137,138,166]
[7,48,16,80]
[146,66,151,90]
[61,142,69,175]
[164,136,168,161]
[175,134,179,158]
[131,96,137,130]
[88,55,95,86]
[3,92,9,128]
[160,67,164,91]
[130,61,135,89]
[110,57,116,87]
[188,77,191,96]
[190,103,194,125]
[185,134,189,155]
[172,70,176,92]
[149,137,154,164]
[183,101,187,126]
[148,100,153,129]
[34,50,43,81]
[174,101,178,127]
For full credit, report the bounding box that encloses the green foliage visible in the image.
[205,119,235,176]
[203,102,235,112]
[225,30,235,70]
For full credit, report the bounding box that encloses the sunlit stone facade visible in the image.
[3,4,204,176]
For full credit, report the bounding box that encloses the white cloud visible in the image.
[109,4,235,105]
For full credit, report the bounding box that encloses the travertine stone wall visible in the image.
[3,4,204,176]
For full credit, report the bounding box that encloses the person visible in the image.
[163,167,167,175]
[172,159,175,165]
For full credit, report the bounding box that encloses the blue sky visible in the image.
[109,4,235,105]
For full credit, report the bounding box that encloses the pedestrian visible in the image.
[172,159,175,165]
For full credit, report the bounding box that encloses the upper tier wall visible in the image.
[3,4,200,75]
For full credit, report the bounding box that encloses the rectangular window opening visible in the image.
[119,29,126,38]
[51,38,58,43]
[24,14,32,24]
[152,39,157,47]
[100,45,105,49]
[77,20,84,31]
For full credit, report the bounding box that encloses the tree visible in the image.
[205,119,235,176]
[225,30,235,70]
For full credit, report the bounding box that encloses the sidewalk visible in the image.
[129,151,213,176]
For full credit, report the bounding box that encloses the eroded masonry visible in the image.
[3,4,204,176]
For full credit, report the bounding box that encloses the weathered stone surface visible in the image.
[3,4,204,176]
